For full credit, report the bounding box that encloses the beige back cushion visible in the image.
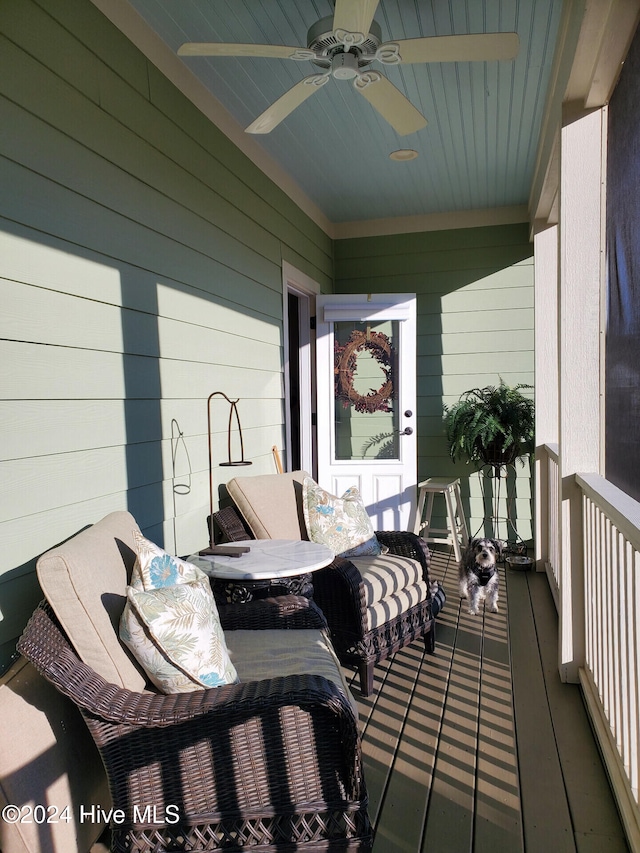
[0,656,110,853]
[227,471,309,540]
[36,511,147,691]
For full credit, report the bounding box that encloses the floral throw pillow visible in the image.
[129,529,202,591]
[119,533,238,692]
[302,477,383,557]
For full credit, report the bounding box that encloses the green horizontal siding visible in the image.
[0,0,332,665]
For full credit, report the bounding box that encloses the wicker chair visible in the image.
[218,472,444,697]
[18,512,372,853]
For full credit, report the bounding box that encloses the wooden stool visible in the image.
[413,477,469,562]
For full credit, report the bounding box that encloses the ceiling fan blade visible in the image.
[178,42,313,60]
[379,32,520,65]
[354,72,426,136]
[245,74,329,134]
[333,0,380,42]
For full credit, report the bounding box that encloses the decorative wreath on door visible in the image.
[334,329,396,413]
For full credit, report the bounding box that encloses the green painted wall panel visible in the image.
[418,370,535,402]
[0,0,328,664]
[0,104,284,293]
[0,161,284,318]
[0,12,332,277]
[420,329,534,356]
[335,245,533,280]
[334,223,532,258]
[420,307,534,336]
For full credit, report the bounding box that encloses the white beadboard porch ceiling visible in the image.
[113,0,562,230]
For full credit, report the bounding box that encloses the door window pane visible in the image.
[334,319,399,461]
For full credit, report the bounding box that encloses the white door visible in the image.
[316,293,417,530]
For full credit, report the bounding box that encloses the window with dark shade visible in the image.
[606,21,640,502]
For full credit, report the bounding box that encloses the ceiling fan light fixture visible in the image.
[390,149,419,161]
[332,51,359,79]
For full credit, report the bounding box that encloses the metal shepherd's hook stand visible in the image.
[204,391,252,550]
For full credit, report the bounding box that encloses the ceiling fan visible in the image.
[177,0,519,136]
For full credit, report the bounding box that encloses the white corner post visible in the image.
[534,223,559,575]
[557,103,606,682]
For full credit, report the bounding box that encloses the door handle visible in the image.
[399,427,413,436]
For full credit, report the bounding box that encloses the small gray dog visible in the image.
[459,537,502,615]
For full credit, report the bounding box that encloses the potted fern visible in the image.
[443,380,535,476]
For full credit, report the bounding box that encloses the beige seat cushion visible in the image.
[36,511,147,691]
[227,471,309,540]
[0,657,110,853]
[348,553,429,631]
[227,628,358,719]
[365,581,430,630]
[350,553,424,604]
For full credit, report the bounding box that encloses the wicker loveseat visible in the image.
[220,471,443,697]
[17,511,372,853]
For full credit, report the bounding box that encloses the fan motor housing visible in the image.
[307,15,382,71]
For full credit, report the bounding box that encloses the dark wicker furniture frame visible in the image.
[18,597,372,853]
[213,506,437,697]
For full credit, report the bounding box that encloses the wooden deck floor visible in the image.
[344,549,630,853]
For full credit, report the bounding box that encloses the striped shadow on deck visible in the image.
[344,549,629,853]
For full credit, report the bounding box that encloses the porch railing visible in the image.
[538,450,640,847]
[576,472,640,847]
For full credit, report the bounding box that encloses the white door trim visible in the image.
[282,262,320,475]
